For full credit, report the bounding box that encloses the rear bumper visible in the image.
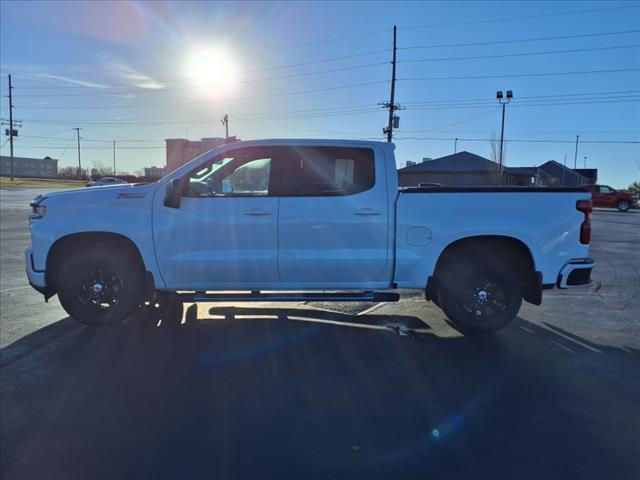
[556,257,595,289]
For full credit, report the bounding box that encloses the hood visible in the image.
[37,182,159,204]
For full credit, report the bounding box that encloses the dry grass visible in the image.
[0,176,86,189]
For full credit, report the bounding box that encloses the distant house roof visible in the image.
[0,155,58,162]
[397,151,499,173]
[506,166,538,175]
[539,160,585,179]
[574,168,598,182]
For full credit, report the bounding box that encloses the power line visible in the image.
[0,33,391,79]
[11,41,638,96]
[17,90,638,113]
[393,136,640,144]
[404,97,640,110]
[13,96,640,127]
[413,108,500,133]
[404,90,640,105]
[19,134,164,143]
[15,66,638,102]
[13,50,391,89]
[400,44,640,64]
[16,145,166,150]
[401,5,637,31]
[400,67,640,81]
[399,28,640,50]
[14,78,389,99]
[15,136,640,150]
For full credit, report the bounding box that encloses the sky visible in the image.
[1,0,639,187]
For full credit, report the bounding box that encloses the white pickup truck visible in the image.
[26,139,595,334]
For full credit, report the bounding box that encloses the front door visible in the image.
[276,146,391,289]
[153,148,280,290]
[597,185,616,207]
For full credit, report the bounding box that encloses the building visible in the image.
[144,166,166,178]
[505,167,541,186]
[535,161,590,187]
[574,168,598,184]
[397,151,596,187]
[165,136,238,173]
[397,151,508,187]
[0,155,58,178]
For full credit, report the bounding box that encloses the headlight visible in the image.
[29,195,47,220]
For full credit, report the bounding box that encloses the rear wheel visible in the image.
[617,200,630,212]
[56,243,145,325]
[437,257,522,334]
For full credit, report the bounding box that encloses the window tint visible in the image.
[600,186,612,193]
[280,147,375,196]
[222,158,271,195]
[185,148,274,197]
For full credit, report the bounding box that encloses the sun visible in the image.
[186,45,238,96]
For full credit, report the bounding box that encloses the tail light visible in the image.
[576,199,592,244]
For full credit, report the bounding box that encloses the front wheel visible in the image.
[56,244,145,325]
[617,200,630,212]
[437,257,522,334]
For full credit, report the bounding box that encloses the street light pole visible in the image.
[113,140,116,175]
[496,90,513,185]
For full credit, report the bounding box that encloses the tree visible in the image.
[488,131,505,185]
[58,166,89,179]
[90,159,112,178]
[628,181,640,194]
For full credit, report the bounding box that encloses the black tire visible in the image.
[56,243,145,326]
[617,200,630,212]
[437,256,522,334]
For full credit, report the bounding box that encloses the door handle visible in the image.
[244,209,272,216]
[354,208,381,216]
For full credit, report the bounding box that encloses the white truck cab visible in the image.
[26,139,594,334]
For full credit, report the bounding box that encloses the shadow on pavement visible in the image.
[1,305,639,480]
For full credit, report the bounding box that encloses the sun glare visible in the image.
[186,45,238,97]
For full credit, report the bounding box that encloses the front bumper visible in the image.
[25,247,56,301]
[556,258,595,289]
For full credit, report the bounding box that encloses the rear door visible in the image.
[276,146,391,289]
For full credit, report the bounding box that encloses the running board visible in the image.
[175,291,400,303]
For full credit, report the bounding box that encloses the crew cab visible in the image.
[586,184,638,212]
[26,139,595,334]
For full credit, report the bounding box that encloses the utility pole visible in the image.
[573,135,579,169]
[113,140,116,175]
[221,114,229,140]
[454,137,458,153]
[8,74,14,181]
[73,128,82,177]
[496,90,513,185]
[381,26,403,142]
[387,25,397,143]
[584,156,587,169]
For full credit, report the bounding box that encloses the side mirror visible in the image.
[164,178,183,208]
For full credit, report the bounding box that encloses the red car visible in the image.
[586,184,638,212]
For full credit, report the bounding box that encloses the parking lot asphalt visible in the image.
[1,187,639,479]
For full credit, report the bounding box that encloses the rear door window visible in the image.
[278,147,375,196]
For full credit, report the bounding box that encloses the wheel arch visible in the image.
[426,235,542,305]
[46,231,154,294]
